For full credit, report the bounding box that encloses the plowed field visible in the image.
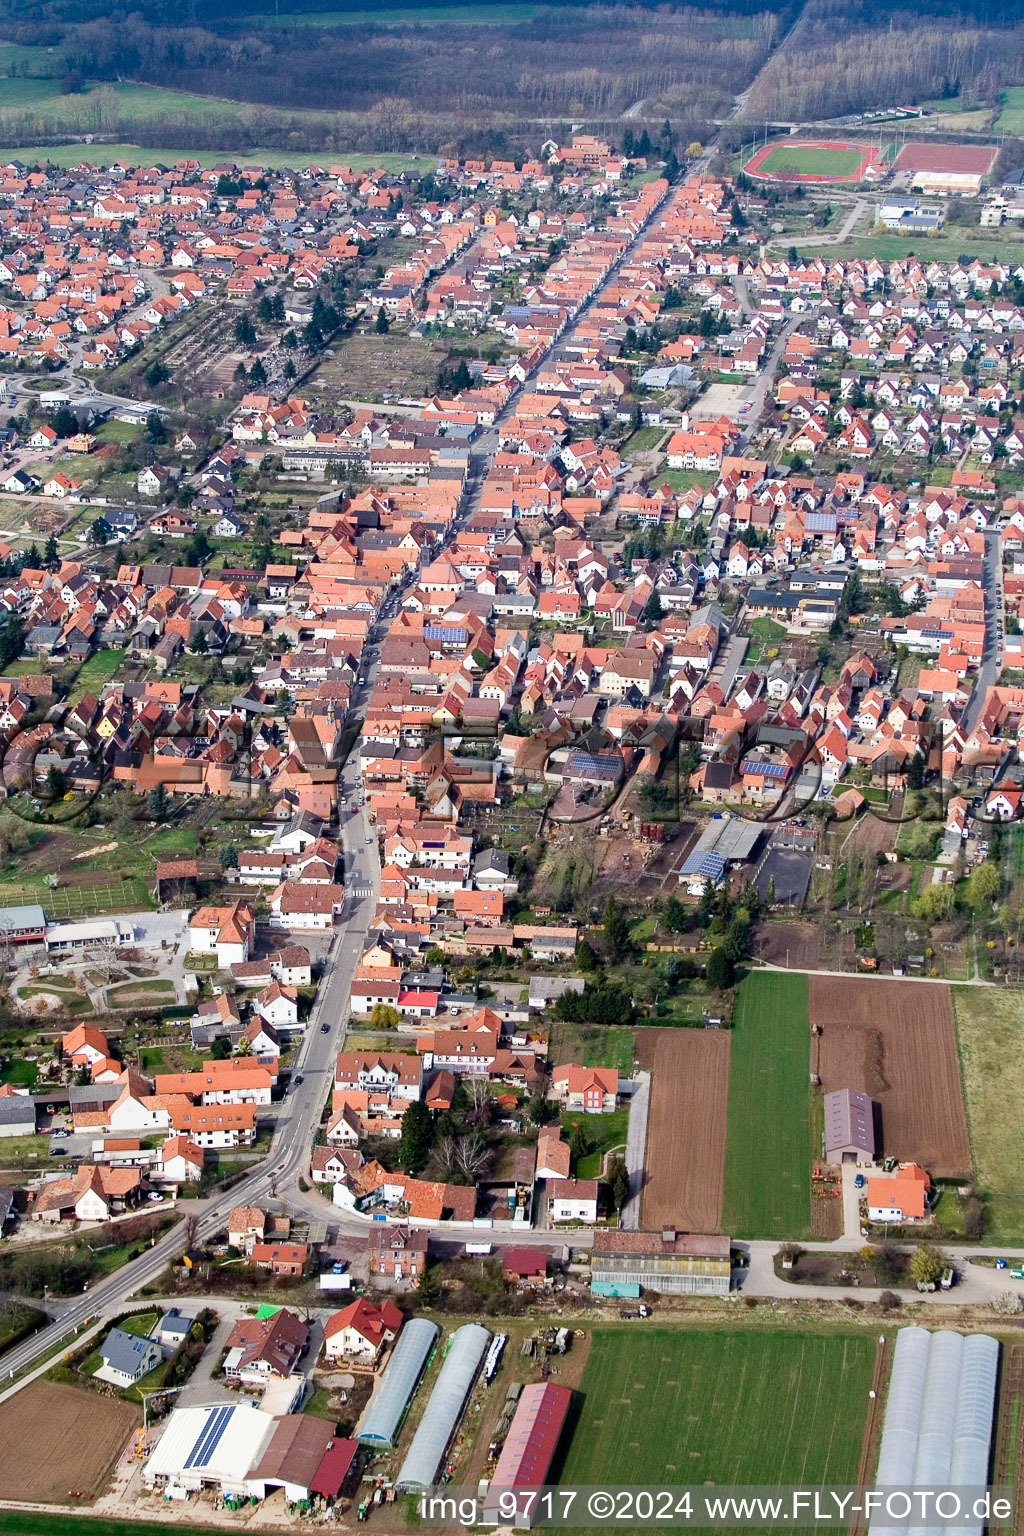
[640,1028,730,1232]
[0,1380,137,1501]
[809,977,970,1177]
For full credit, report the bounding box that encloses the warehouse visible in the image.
[483,1383,573,1523]
[824,1088,876,1163]
[869,1328,998,1536]
[395,1323,491,1491]
[591,1231,731,1297]
[144,1403,275,1495]
[142,1402,358,1502]
[357,1316,439,1449]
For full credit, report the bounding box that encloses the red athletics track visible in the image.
[744,139,882,184]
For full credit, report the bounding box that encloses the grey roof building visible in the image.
[0,1095,36,1137]
[96,1325,163,1386]
[823,1087,876,1163]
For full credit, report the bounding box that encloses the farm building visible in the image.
[869,1328,998,1536]
[144,1403,275,1495]
[679,816,763,892]
[590,1231,731,1297]
[394,1323,491,1491]
[483,1382,573,1522]
[824,1088,876,1163]
[357,1316,439,1448]
[143,1402,357,1502]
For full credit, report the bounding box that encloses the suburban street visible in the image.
[962,525,1004,735]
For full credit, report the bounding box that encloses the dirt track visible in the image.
[809,976,971,1178]
[0,1380,138,1501]
[639,1028,730,1232]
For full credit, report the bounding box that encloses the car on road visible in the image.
[294,1074,303,1086]
[321,1022,330,1034]
[365,835,372,843]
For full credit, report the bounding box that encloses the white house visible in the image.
[548,1178,599,1223]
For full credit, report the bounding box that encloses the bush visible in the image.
[877,1290,901,1312]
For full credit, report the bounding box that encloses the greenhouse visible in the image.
[394,1323,491,1491]
[357,1317,440,1449]
[870,1327,999,1536]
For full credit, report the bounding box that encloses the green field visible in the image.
[7,140,428,174]
[753,143,867,179]
[996,87,1024,136]
[0,875,152,917]
[559,1328,876,1504]
[722,972,812,1240]
[0,1517,225,1536]
[953,987,1024,1243]
[788,229,1024,265]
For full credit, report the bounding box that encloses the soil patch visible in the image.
[810,976,971,1178]
[0,1379,138,1501]
[639,1028,730,1232]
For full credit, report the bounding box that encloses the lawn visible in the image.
[747,616,786,644]
[721,971,812,1240]
[143,827,197,856]
[562,1105,629,1181]
[754,144,866,179]
[952,987,1024,1244]
[68,649,124,702]
[657,467,720,492]
[558,1328,876,1501]
[0,1060,38,1086]
[996,87,1024,135]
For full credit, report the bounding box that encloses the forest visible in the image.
[5,6,785,122]
[743,0,1024,122]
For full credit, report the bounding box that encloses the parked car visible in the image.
[854,1173,865,1189]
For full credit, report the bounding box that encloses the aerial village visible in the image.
[0,122,1020,1524]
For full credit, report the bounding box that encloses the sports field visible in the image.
[721,971,812,1240]
[746,140,877,183]
[559,1328,876,1492]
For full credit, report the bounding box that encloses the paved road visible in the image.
[962,526,1003,735]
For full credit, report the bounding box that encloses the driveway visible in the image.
[619,1071,649,1231]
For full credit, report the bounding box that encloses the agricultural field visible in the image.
[558,1328,877,1500]
[0,1381,137,1501]
[4,141,426,174]
[721,971,812,1240]
[811,976,971,1178]
[640,1028,730,1233]
[953,987,1024,1243]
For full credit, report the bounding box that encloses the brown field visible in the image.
[809,977,971,1177]
[0,1379,138,1501]
[639,1028,730,1232]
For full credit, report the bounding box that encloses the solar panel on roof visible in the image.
[185,1405,233,1470]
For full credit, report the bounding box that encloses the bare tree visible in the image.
[454,1133,490,1182]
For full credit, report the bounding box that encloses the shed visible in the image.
[823,1088,876,1164]
[394,1323,490,1490]
[484,1382,572,1519]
